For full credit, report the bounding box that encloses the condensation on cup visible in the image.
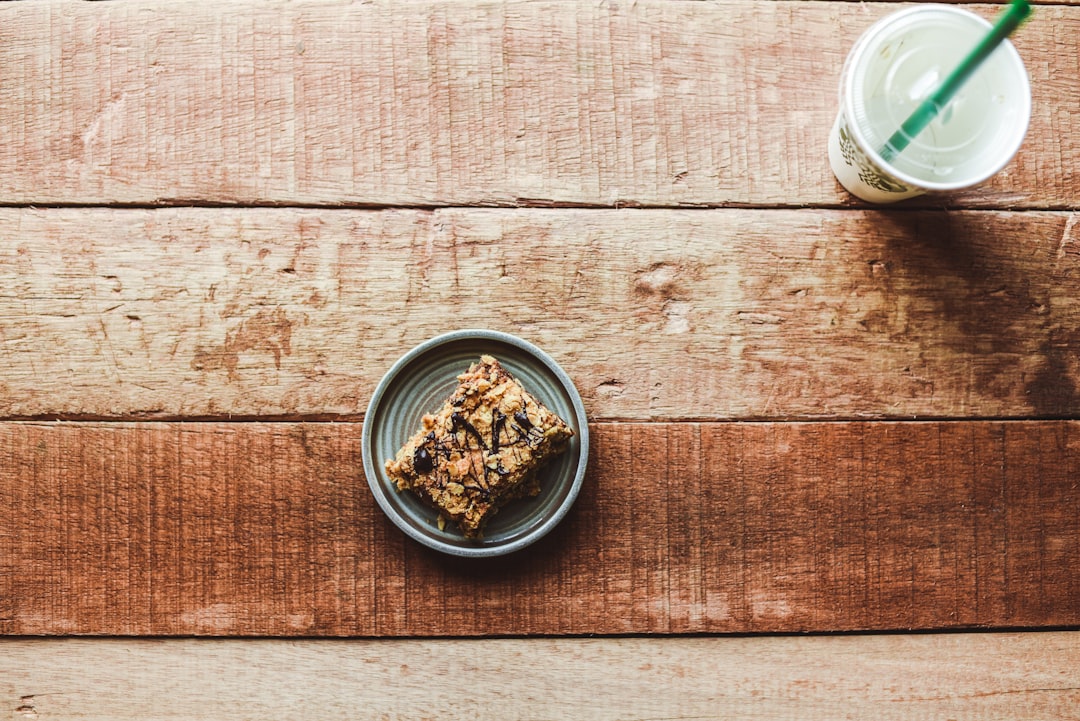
[828,5,1031,204]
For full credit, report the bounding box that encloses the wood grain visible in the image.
[2,207,1078,420]
[3,634,1080,720]
[2,420,1078,636]
[1,1,1076,208]
[3,6,1075,717]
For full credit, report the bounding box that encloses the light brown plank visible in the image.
[2,420,1078,636]
[0,1,1075,208]
[2,207,1078,420]
[3,634,1080,721]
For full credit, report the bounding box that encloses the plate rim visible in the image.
[362,329,590,558]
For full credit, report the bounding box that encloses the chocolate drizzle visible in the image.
[408,403,548,495]
[450,411,488,451]
[491,409,508,454]
[412,446,434,474]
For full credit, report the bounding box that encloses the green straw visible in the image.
[878,0,1032,163]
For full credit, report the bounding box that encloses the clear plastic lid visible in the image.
[845,6,1030,188]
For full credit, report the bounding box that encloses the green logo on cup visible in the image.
[838,125,910,194]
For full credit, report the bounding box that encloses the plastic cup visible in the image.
[827,5,1031,203]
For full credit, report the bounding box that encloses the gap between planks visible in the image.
[3,202,1080,212]
[5,415,1080,423]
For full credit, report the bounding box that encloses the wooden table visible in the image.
[3,0,1079,717]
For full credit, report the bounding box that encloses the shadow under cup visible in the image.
[828,5,1031,203]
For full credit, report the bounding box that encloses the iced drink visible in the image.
[828,5,1031,203]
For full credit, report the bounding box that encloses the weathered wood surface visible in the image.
[1,1,1076,208]
[2,420,1077,636]
[3,634,1080,721]
[2,4,1076,720]
[3,208,1079,420]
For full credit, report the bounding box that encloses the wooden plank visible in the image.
[1,1,1076,208]
[3,634,1080,721]
[2,207,1079,420]
[2,420,1078,636]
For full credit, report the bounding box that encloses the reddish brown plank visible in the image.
[0,1,1076,208]
[2,420,1078,636]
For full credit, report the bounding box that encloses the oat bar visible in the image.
[384,355,574,538]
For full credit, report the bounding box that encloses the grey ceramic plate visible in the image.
[362,330,589,557]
